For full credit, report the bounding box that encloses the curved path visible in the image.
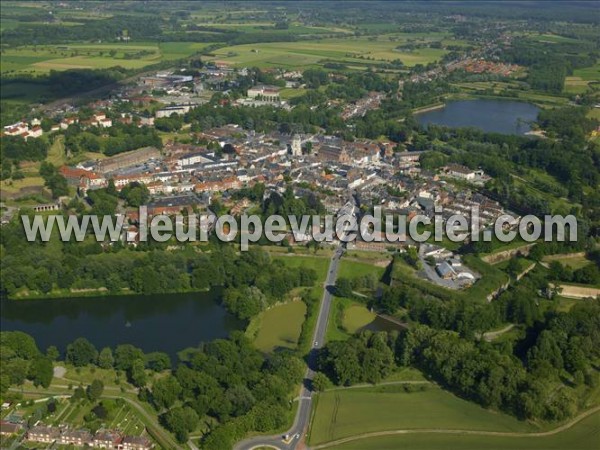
[310,405,600,449]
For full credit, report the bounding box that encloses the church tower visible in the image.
[291,134,302,156]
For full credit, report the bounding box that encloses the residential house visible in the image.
[122,435,154,450]
[92,430,122,448]
[60,429,92,446]
[0,421,22,436]
[27,425,61,443]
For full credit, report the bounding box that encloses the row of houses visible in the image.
[27,425,153,449]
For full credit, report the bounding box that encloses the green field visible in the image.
[309,385,538,445]
[543,254,593,270]
[270,253,331,354]
[324,410,600,450]
[204,36,447,69]
[564,62,600,94]
[252,301,307,353]
[272,254,331,289]
[1,41,210,74]
[337,259,387,281]
[342,304,377,334]
[532,33,584,44]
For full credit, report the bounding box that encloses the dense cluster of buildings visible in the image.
[5,63,517,247]
[49,115,516,251]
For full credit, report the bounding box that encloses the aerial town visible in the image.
[1,2,599,450]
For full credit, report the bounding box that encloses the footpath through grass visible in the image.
[309,385,537,445]
[322,410,600,450]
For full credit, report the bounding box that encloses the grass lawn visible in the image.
[270,253,331,354]
[309,385,537,445]
[58,364,133,390]
[1,176,46,195]
[543,254,593,270]
[326,297,355,342]
[556,296,583,312]
[47,135,67,166]
[324,410,600,450]
[589,109,600,120]
[252,301,307,353]
[342,304,377,334]
[271,254,331,294]
[337,259,387,280]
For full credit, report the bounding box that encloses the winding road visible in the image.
[234,244,346,450]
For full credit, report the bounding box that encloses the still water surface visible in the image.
[416,99,540,135]
[0,291,243,358]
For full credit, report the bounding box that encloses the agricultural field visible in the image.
[563,60,600,94]
[1,41,210,75]
[324,410,600,450]
[530,33,584,44]
[309,385,538,446]
[204,35,449,69]
[251,301,307,353]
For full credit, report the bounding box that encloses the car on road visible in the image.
[314,341,318,347]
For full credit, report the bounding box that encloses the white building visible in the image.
[247,85,280,102]
[156,105,191,118]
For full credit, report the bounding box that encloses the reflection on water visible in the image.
[416,99,540,135]
[360,315,404,334]
[0,290,242,358]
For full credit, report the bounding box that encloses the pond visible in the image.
[0,291,243,359]
[416,99,540,135]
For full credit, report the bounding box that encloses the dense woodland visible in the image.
[317,300,600,422]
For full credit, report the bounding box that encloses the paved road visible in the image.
[234,245,346,450]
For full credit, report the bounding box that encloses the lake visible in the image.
[0,291,243,359]
[416,99,540,135]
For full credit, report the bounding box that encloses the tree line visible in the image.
[317,300,600,422]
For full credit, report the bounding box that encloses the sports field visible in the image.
[309,385,537,445]
[252,301,307,353]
